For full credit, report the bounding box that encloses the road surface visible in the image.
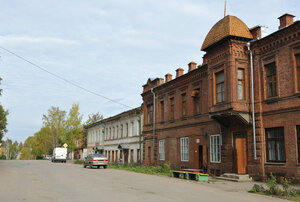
[0,160,285,202]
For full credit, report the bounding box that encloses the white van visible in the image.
[52,147,67,163]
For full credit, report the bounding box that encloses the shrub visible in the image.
[266,173,281,195]
[249,184,265,193]
[74,159,84,165]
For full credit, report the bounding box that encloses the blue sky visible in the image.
[0,0,299,143]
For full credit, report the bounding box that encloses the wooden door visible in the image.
[124,149,129,163]
[236,138,247,174]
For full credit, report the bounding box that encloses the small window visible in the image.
[265,127,285,162]
[170,98,175,120]
[296,54,300,91]
[121,124,123,137]
[215,71,225,103]
[182,93,187,117]
[180,137,189,161]
[147,104,153,124]
[238,68,245,100]
[131,122,134,136]
[159,140,165,161]
[210,135,221,163]
[160,101,164,122]
[193,89,200,114]
[265,63,277,98]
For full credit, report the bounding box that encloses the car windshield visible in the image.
[91,154,105,157]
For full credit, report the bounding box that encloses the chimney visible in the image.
[188,61,197,72]
[176,68,184,78]
[278,13,295,29]
[165,73,172,82]
[250,26,261,39]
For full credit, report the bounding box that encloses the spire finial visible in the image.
[224,0,226,17]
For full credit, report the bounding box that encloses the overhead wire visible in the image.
[0,46,133,109]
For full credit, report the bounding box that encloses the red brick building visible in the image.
[141,13,300,180]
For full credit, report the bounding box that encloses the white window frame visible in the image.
[180,137,189,161]
[159,140,165,161]
[210,134,221,163]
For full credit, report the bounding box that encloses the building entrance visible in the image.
[235,136,247,174]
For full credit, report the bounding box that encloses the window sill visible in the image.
[264,162,285,165]
[265,97,279,104]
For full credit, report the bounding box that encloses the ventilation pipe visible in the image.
[247,42,257,160]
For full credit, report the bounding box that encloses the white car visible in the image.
[45,155,52,160]
[84,154,108,169]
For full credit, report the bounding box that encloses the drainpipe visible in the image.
[151,88,156,164]
[247,42,257,160]
[139,116,142,164]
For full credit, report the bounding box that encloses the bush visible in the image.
[266,173,280,195]
[74,159,84,165]
[249,184,265,193]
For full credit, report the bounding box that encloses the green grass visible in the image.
[108,163,171,176]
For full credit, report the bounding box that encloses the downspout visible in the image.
[139,116,142,164]
[151,88,156,164]
[247,42,257,160]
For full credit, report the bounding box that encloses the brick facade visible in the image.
[141,14,300,181]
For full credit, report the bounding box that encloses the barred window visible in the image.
[210,135,221,163]
[159,140,165,161]
[180,137,189,161]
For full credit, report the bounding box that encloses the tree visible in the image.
[21,136,35,160]
[9,141,19,159]
[42,106,66,147]
[0,77,8,143]
[61,103,83,152]
[85,112,103,126]
[2,138,20,159]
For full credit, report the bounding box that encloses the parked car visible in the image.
[52,147,67,163]
[84,154,108,169]
[45,155,52,160]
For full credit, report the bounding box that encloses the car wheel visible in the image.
[83,164,86,168]
[104,165,107,169]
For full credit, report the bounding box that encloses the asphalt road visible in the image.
[0,160,286,202]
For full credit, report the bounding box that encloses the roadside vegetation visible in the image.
[249,173,300,200]
[108,163,171,176]
[74,159,84,165]
[19,105,103,160]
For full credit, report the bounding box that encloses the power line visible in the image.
[0,46,133,109]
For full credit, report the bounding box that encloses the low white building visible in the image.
[85,107,143,164]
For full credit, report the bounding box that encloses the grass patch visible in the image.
[74,159,84,165]
[108,163,171,176]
